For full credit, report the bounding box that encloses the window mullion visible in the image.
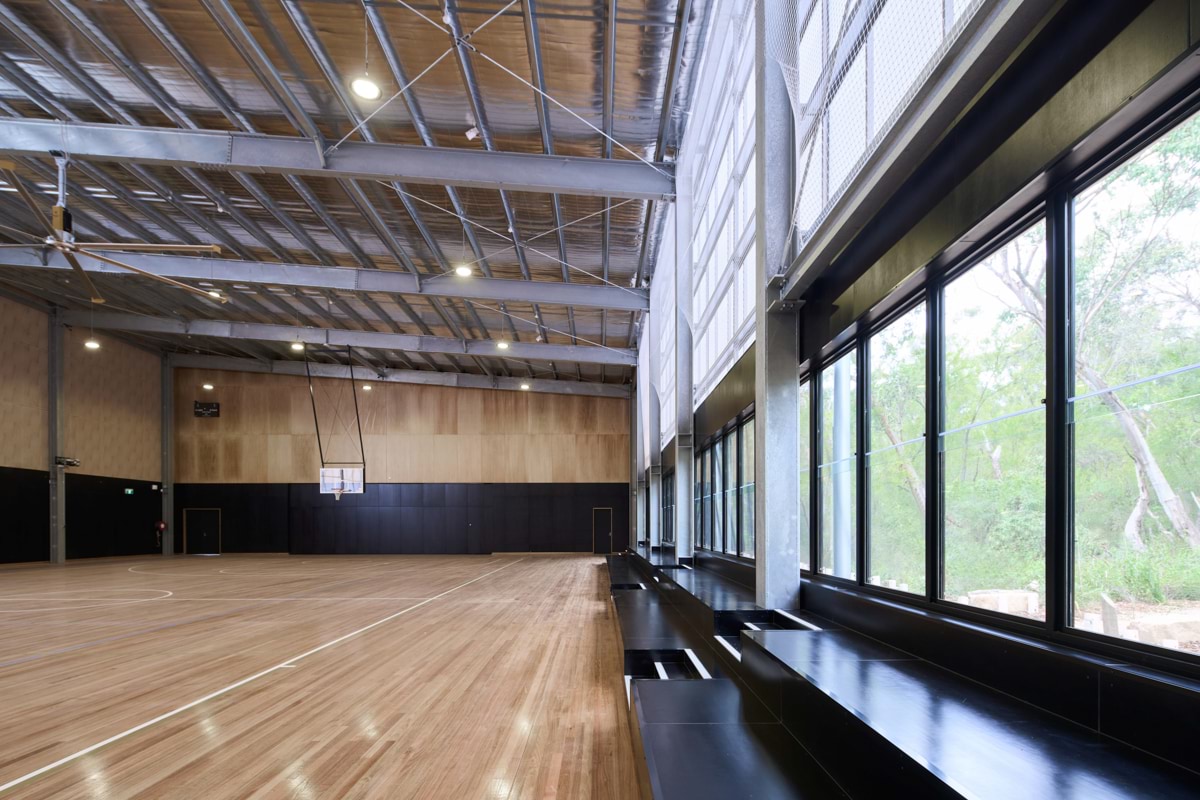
[925,283,943,605]
[857,341,869,586]
[1046,188,1073,633]
[811,369,822,573]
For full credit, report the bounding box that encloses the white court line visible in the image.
[653,661,669,680]
[683,648,712,679]
[0,558,523,795]
[776,609,822,631]
[714,636,742,662]
[0,590,173,613]
[163,597,437,602]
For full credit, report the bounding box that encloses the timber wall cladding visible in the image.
[64,328,161,482]
[174,369,630,483]
[0,297,47,470]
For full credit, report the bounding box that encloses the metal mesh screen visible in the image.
[769,0,988,254]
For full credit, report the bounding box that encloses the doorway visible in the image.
[184,508,221,555]
[592,507,613,554]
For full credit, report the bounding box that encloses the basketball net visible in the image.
[332,488,345,502]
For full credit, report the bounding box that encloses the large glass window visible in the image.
[868,303,927,595]
[702,448,713,550]
[942,223,1046,619]
[740,419,755,558]
[799,380,812,570]
[818,349,858,579]
[662,473,675,548]
[693,454,702,550]
[1071,112,1200,652]
[724,435,738,555]
[712,440,725,551]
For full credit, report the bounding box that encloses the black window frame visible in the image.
[693,406,757,564]
[793,72,1200,680]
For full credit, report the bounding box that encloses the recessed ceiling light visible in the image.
[351,75,381,100]
[362,384,372,391]
[454,265,473,277]
[84,338,100,350]
[520,383,530,390]
[496,341,509,350]
[291,342,305,352]
[202,383,214,391]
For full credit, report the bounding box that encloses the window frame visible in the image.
[813,342,861,584]
[863,296,930,598]
[693,407,757,564]
[792,81,1200,678]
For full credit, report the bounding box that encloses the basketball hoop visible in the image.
[332,488,344,502]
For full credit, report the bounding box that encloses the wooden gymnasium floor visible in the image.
[0,554,639,799]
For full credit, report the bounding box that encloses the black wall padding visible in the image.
[65,474,162,559]
[0,466,50,564]
[171,483,289,554]
[174,482,629,555]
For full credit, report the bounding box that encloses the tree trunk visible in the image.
[1122,454,1149,552]
[878,408,926,513]
[1079,362,1200,548]
[981,430,1003,479]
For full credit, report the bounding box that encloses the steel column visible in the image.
[672,165,694,559]
[48,308,65,564]
[160,354,173,556]
[647,303,663,551]
[754,0,802,608]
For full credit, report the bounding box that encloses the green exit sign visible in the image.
[124,488,134,495]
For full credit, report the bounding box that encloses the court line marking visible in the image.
[0,590,173,613]
[0,558,524,795]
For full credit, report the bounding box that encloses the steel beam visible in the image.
[169,353,629,398]
[0,117,675,200]
[64,310,636,367]
[3,248,649,311]
[521,0,581,353]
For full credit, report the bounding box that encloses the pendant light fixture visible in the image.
[351,2,381,100]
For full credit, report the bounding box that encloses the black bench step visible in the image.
[742,629,1200,799]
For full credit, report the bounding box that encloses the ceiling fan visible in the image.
[0,153,229,305]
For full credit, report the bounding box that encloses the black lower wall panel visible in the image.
[0,466,49,564]
[173,484,289,553]
[173,482,629,555]
[65,474,162,559]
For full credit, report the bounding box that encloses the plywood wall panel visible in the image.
[65,329,160,481]
[0,298,47,471]
[174,369,628,483]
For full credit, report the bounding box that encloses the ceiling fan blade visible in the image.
[78,243,223,254]
[0,163,55,239]
[76,249,229,304]
[61,250,106,305]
